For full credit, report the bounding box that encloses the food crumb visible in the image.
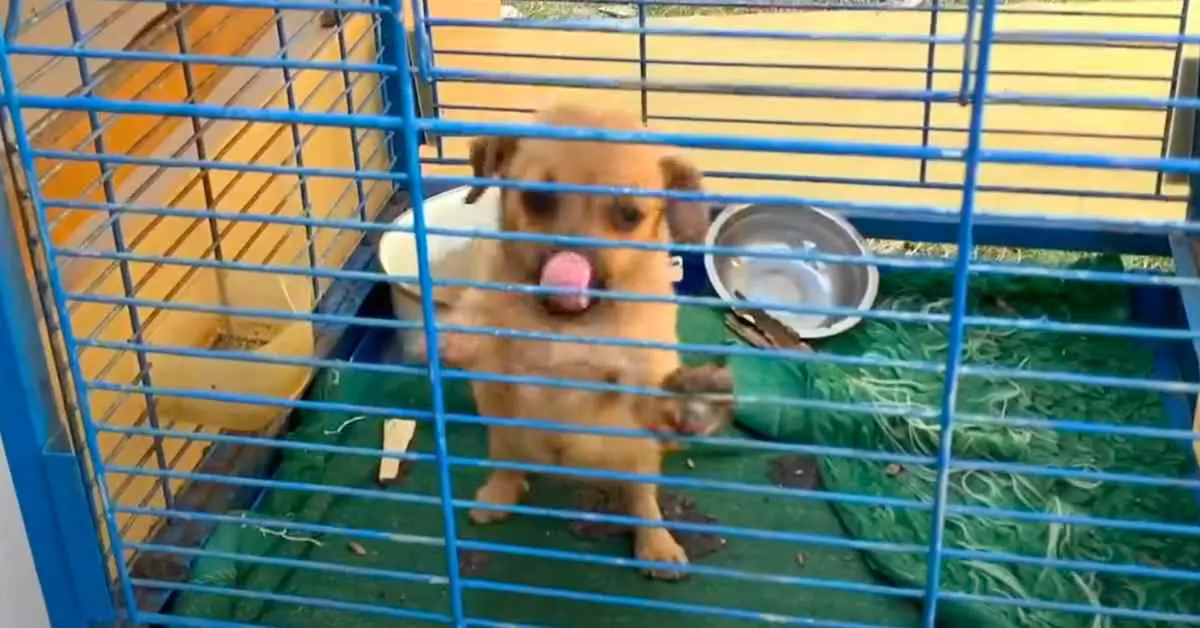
[766,455,821,490]
[457,550,491,576]
[212,323,275,352]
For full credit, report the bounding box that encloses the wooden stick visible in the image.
[379,418,417,484]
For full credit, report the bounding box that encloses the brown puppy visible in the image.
[419,103,733,579]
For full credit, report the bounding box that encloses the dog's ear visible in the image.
[465,135,519,204]
[660,155,709,244]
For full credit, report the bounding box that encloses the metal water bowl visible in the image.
[704,203,880,340]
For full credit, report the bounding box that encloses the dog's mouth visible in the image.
[538,250,603,315]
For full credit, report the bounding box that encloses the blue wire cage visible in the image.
[1,0,1200,626]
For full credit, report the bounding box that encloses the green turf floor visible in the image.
[173,254,1200,627]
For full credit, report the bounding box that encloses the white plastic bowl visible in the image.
[377,186,501,354]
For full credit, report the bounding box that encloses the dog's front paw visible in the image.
[660,364,735,437]
[636,529,689,581]
[407,328,431,363]
[440,331,481,368]
[469,472,528,525]
[408,328,479,368]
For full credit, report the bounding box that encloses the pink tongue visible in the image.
[540,251,593,312]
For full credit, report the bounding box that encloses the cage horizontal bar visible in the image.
[998,29,1200,46]
[8,0,69,37]
[48,184,1192,254]
[93,378,1200,537]
[60,79,386,305]
[127,500,1200,594]
[9,94,962,159]
[428,17,1200,48]
[118,506,446,548]
[461,540,920,599]
[136,613,273,628]
[57,247,953,327]
[433,52,1173,86]
[57,243,1195,345]
[939,590,1200,623]
[100,408,935,476]
[83,338,936,426]
[434,67,964,104]
[77,290,1200,401]
[105,464,444,507]
[701,168,1183,204]
[68,292,939,375]
[33,149,406,184]
[46,184,969,244]
[90,338,1200,458]
[954,412,1200,442]
[128,542,447,585]
[41,184,1184,282]
[9,45,396,75]
[80,328,1200,442]
[15,0,179,90]
[98,415,930,515]
[428,17,966,44]
[433,68,1200,113]
[429,120,1200,172]
[130,578,450,624]
[649,113,1166,142]
[131,537,919,601]
[91,383,1200,535]
[38,14,375,212]
[91,0,389,13]
[14,96,1200,173]
[463,579,895,628]
[435,0,1180,19]
[108,461,930,551]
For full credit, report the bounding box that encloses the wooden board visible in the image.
[30,5,277,245]
[421,1,1192,223]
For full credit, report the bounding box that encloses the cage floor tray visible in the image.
[168,254,1200,628]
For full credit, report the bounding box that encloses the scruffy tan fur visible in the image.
[415,104,732,580]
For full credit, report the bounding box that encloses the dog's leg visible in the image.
[470,414,529,525]
[469,468,528,525]
[659,363,735,438]
[623,481,688,580]
[409,287,489,367]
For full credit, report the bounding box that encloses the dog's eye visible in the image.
[522,189,557,216]
[612,202,643,231]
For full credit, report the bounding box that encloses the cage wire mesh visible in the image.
[2,0,1200,626]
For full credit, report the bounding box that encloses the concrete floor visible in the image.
[0,438,50,628]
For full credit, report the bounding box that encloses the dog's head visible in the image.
[463,104,710,316]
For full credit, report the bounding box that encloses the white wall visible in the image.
[0,437,51,628]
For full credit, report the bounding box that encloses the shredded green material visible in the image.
[171,253,1200,627]
[729,254,1200,628]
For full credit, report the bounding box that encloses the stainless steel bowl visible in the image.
[704,203,879,340]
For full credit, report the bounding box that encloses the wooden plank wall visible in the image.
[6,1,401,560]
[426,1,1192,222]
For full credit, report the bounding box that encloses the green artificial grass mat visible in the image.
[172,253,1200,627]
[171,366,921,626]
